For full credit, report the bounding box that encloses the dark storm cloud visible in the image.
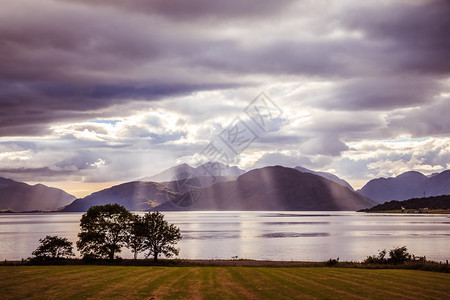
[315,77,442,111]
[0,0,449,142]
[62,0,297,20]
[0,167,72,177]
[0,80,237,136]
[341,0,450,75]
[0,1,245,136]
[187,39,358,77]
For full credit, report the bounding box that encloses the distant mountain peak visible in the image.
[0,177,75,212]
[395,171,427,178]
[140,162,245,183]
[358,169,450,203]
[294,166,354,191]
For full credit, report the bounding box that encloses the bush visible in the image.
[388,246,411,264]
[325,258,339,266]
[363,246,426,265]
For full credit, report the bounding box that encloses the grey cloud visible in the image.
[388,97,450,137]
[0,167,74,180]
[55,150,110,170]
[252,152,313,170]
[0,0,449,186]
[341,0,450,75]
[314,77,442,111]
[301,111,386,140]
[0,80,236,136]
[330,157,378,181]
[0,141,37,151]
[62,0,297,21]
[148,132,187,144]
[190,39,354,77]
[1,0,448,138]
[299,136,348,157]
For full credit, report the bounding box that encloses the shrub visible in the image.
[364,246,426,265]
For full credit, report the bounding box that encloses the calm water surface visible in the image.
[0,211,448,261]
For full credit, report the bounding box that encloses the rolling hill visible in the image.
[0,177,75,211]
[360,194,450,212]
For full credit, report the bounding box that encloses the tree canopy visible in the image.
[77,203,132,260]
[32,235,74,259]
[76,204,182,261]
[126,214,148,260]
[141,211,182,262]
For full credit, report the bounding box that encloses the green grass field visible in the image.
[1,266,449,299]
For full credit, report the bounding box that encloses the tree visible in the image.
[32,235,74,259]
[126,214,148,260]
[141,211,182,262]
[77,204,132,260]
[388,246,412,264]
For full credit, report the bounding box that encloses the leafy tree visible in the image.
[141,211,182,262]
[388,246,412,264]
[126,214,148,260]
[32,235,74,259]
[77,204,132,260]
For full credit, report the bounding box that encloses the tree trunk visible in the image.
[153,245,158,262]
[134,250,137,260]
[109,249,115,260]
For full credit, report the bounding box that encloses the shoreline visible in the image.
[2,258,449,271]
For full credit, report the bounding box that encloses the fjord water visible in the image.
[0,211,448,261]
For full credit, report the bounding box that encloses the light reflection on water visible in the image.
[0,211,448,261]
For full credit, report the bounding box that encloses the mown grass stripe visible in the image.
[262,267,365,299]
[227,267,283,299]
[155,267,201,299]
[217,268,259,299]
[323,268,450,300]
[299,268,417,300]
[1,266,449,300]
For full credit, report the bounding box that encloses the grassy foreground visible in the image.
[1,266,449,299]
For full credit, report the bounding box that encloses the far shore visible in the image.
[367,209,449,214]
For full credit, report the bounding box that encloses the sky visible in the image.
[0,0,449,198]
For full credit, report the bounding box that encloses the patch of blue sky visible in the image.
[91,119,120,125]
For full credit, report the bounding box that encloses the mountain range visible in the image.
[2,164,449,212]
[357,170,450,203]
[61,165,375,212]
[157,166,375,211]
[0,177,75,211]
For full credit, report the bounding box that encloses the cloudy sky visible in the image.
[0,0,449,197]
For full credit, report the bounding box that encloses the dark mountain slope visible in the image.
[62,181,177,212]
[0,177,75,211]
[294,166,354,190]
[157,166,375,211]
